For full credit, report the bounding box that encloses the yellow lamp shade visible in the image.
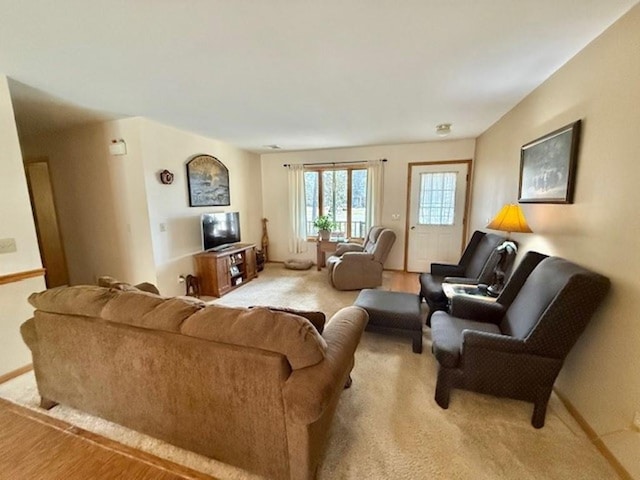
[486,204,532,234]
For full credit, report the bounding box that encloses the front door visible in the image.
[406,161,470,273]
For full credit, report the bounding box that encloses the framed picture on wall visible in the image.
[186,154,230,207]
[518,120,581,204]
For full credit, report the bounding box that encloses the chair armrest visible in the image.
[340,252,375,263]
[334,243,364,256]
[282,306,368,424]
[462,330,528,354]
[449,297,505,324]
[431,263,465,277]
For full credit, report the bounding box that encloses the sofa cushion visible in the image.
[431,313,501,368]
[181,305,327,369]
[250,306,326,334]
[29,285,118,318]
[97,276,160,295]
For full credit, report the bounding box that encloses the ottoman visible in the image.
[354,289,423,353]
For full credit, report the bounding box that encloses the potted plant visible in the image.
[313,215,336,241]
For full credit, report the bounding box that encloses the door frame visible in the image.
[403,159,473,272]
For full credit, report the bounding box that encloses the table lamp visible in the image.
[485,204,533,296]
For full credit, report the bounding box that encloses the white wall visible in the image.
[260,140,476,270]
[0,74,45,375]
[471,4,640,473]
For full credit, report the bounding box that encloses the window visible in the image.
[418,172,457,225]
[304,167,368,238]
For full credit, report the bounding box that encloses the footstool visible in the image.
[354,289,423,353]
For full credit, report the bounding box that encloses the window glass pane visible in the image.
[305,166,370,238]
[350,169,367,238]
[322,170,347,233]
[418,172,457,225]
[304,171,319,236]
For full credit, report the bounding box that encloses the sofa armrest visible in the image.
[449,296,505,324]
[20,318,38,352]
[282,306,368,424]
[431,263,465,277]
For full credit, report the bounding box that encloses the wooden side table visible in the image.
[315,240,340,271]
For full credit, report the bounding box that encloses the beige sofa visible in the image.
[21,284,368,480]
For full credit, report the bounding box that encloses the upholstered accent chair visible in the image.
[419,230,507,323]
[327,227,396,290]
[331,226,386,257]
[430,251,611,428]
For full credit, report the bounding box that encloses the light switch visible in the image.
[0,238,17,254]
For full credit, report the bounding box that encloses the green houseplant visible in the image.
[313,215,336,240]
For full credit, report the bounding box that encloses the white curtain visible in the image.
[365,159,384,230]
[287,164,308,253]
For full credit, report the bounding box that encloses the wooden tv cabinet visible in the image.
[194,243,257,297]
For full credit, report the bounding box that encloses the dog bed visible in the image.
[284,259,313,270]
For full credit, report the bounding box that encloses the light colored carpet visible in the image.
[0,264,618,479]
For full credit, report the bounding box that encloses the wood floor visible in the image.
[0,398,216,480]
[387,270,420,294]
[0,270,420,479]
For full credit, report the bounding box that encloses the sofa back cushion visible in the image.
[29,286,327,370]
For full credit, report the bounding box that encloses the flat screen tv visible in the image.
[201,212,241,251]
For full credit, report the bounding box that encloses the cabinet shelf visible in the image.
[194,244,257,297]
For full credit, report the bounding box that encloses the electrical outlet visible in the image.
[0,238,17,254]
[178,275,186,284]
[633,411,640,432]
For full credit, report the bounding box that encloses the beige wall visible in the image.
[21,119,157,287]
[260,139,476,270]
[0,75,45,375]
[137,119,263,296]
[20,118,263,297]
[471,3,640,466]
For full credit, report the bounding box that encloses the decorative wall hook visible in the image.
[159,169,174,184]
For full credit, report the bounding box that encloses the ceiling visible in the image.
[2,1,638,153]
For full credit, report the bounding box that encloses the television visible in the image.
[201,212,241,251]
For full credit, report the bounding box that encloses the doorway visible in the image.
[404,160,471,273]
[24,159,69,288]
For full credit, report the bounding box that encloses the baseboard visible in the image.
[554,388,633,480]
[0,364,33,385]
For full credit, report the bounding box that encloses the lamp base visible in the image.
[486,284,501,297]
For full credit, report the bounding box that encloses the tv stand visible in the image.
[194,243,257,297]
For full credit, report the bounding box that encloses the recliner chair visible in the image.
[327,227,396,290]
[419,231,507,323]
[430,251,611,428]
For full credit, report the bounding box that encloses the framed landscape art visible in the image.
[186,154,230,207]
[518,120,581,204]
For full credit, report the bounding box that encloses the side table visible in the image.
[315,240,340,271]
[441,283,497,304]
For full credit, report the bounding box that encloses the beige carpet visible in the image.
[0,264,618,479]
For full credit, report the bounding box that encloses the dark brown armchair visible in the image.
[419,231,507,323]
[430,251,610,428]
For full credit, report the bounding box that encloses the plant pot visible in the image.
[319,229,331,241]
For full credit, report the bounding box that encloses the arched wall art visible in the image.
[186,154,230,207]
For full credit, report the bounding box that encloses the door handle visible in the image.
[410,226,416,230]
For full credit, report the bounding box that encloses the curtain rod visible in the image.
[283,158,387,168]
